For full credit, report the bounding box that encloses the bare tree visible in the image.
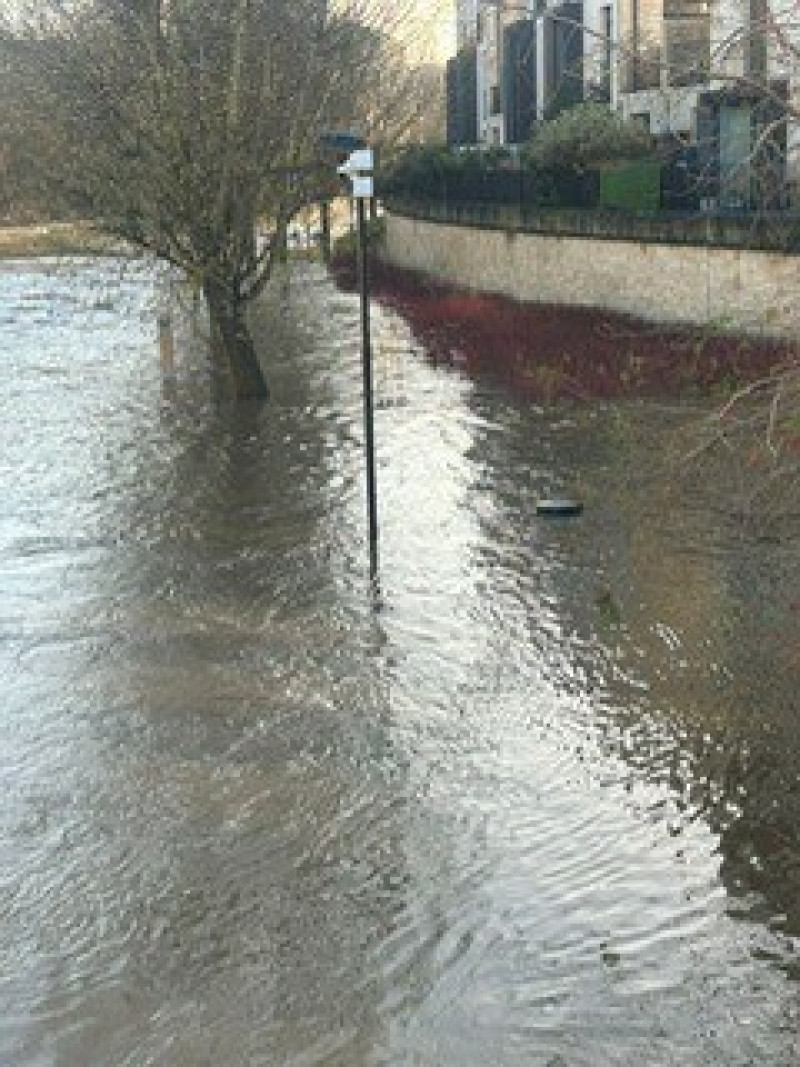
[3,0,430,400]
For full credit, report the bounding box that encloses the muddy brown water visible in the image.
[1,257,798,1065]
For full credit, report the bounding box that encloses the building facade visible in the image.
[476,0,527,145]
[536,2,585,120]
[455,0,584,145]
[456,0,481,50]
[448,0,798,197]
[447,45,480,145]
[503,17,538,143]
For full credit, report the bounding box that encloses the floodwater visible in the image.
[1,256,799,1066]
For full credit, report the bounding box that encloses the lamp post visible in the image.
[337,147,379,579]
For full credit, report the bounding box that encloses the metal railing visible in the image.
[385,197,800,254]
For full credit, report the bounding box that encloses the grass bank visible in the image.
[0,222,122,259]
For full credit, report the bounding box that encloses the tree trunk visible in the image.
[204,281,268,402]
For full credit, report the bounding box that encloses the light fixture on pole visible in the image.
[337,146,379,578]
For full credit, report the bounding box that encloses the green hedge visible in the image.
[381,133,665,213]
[598,159,662,212]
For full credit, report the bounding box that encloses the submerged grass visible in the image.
[0,222,120,259]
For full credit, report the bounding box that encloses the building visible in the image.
[452,0,584,146]
[447,0,798,200]
[476,0,521,144]
[613,0,712,136]
[536,2,585,121]
[694,80,790,208]
[449,0,480,145]
[503,17,537,143]
[582,0,616,104]
[447,45,480,145]
[709,0,799,198]
[456,0,481,49]
[614,0,797,203]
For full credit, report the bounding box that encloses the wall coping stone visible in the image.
[386,199,800,255]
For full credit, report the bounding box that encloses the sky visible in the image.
[387,0,456,64]
[433,4,456,60]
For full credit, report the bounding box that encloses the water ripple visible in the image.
[0,259,798,1065]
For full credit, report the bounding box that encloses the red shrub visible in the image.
[335,256,794,403]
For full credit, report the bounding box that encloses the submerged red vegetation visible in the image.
[332,254,796,403]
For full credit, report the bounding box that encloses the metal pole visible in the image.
[320,200,331,263]
[357,196,378,578]
[158,312,175,376]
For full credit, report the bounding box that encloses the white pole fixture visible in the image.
[337,148,375,199]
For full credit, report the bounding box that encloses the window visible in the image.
[489,84,501,116]
[663,0,711,88]
[601,6,612,62]
[665,17,710,87]
[601,5,613,96]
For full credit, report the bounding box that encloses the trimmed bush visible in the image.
[524,103,653,171]
[598,159,662,212]
[380,107,657,213]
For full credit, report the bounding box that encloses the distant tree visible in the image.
[3,0,429,400]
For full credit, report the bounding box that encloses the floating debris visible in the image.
[536,497,584,518]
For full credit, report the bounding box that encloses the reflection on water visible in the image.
[1,257,799,1065]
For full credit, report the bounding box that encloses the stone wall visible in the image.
[383,212,800,339]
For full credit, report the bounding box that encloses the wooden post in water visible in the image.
[320,200,331,263]
[158,312,175,377]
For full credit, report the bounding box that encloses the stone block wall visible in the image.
[383,213,800,339]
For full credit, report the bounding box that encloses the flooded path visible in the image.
[1,256,799,1064]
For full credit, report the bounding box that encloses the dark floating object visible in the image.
[536,497,584,518]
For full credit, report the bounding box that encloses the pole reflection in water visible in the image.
[0,256,798,1065]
